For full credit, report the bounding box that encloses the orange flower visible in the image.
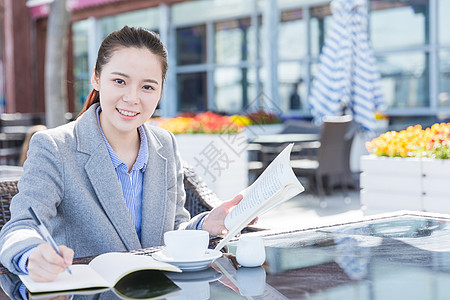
[151,112,243,134]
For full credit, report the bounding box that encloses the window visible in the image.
[278,62,307,112]
[439,50,450,107]
[438,0,450,46]
[279,9,307,60]
[370,0,429,51]
[310,4,332,58]
[99,8,159,37]
[215,18,256,64]
[376,52,429,108]
[72,20,90,113]
[176,25,207,66]
[177,72,207,112]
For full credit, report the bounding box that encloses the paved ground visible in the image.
[257,188,364,232]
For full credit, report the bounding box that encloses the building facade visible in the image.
[1,0,449,128]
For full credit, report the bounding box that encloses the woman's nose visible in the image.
[123,87,139,103]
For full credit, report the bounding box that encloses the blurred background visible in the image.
[0,0,448,131]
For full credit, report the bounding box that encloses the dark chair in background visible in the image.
[281,120,321,134]
[290,115,354,207]
[247,120,322,184]
[0,113,47,166]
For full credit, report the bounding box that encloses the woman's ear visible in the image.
[91,70,99,91]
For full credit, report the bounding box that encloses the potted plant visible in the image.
[150,112,247,200]
[238,110,284,139]
[361,123,450,215]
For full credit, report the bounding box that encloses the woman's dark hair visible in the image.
[76,26,168,118]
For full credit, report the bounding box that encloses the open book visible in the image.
[215,143,304,250]
[19,252,181,297]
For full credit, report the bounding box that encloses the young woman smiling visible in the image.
[0,26,245,283]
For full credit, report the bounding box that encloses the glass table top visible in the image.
[245,212,450,299]
[2,212,450,299]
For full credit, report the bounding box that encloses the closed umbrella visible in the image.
[308,0,385,132]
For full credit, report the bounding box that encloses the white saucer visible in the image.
[152,249,222,271]
[165,267,222,283]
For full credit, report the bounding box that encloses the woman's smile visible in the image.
[116,108,139,118]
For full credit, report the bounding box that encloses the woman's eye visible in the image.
[143,85,154,90]
[114,79,125,84]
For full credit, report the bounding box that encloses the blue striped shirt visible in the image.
[96,106,148,240]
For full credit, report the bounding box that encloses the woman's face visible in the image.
[91,46,163,138]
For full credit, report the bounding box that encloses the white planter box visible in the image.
[360,156,450,215]
[175,132,248,200]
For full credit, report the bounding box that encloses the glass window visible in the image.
[99,8,159,37]
[438,50,450,107]
[376,52,429,108]
[72,20,90,113]
[214,67,257,113]
[370,0,429,51]
[214,68,243,113]
[176,25,207,65]
[215,18,255,64]
[278,62,307,112]
[177,72,207,112]
[172,0,257,26]
[438,0,450,45]
[279,9,307,60]
[310,5,332,58]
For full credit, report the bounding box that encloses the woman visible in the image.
[0,26,244,282]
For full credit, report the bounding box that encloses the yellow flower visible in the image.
[230,115,252,126]
[366,123,450,159]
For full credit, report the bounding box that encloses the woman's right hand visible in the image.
[27,244,74,282]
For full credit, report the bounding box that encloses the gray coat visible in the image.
[0,103,204,274]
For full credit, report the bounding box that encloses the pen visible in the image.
[28,207,72,275]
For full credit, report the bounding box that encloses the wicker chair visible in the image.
[0,181,17,230]
[182,164,222,216]
[0,167,260,273]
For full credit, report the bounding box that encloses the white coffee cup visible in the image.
[164,230,209,260]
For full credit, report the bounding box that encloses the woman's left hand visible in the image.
[201,194,257,236]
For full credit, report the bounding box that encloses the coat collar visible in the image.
[74,103,168,250]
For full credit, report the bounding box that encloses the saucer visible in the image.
[152,249,222,271]
[165,267,222,283]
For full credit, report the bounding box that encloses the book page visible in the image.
[88,252,181,287]
[224,143,304,231]
[215,144,304,250]
[19,264,109,294]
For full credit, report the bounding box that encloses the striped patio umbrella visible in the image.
[308,0,385,132]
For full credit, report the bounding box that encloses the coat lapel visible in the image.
[140,127,168,248]
[76,104,142,251]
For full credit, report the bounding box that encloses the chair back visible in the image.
[316,115,353,176]
[183,164,222,216]
[0,181,18,230]
[281,120,321,134]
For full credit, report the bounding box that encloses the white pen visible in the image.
[28,207,72,275]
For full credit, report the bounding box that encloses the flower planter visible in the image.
[175,132,248,200]
[360,156,450,215]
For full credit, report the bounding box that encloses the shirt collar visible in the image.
[96,106,148,172]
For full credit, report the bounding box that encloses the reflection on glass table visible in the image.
[165,267,221,300]
[261,213,450,299]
